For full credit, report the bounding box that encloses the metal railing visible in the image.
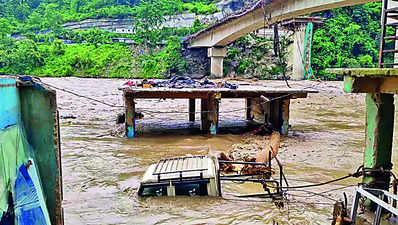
[351,187,398,225]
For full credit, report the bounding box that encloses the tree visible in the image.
[133,0,166,45]
[312,2,390,79]
[0,18,11,37]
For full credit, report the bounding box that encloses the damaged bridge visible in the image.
[185,0,380,78]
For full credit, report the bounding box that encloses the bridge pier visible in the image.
[329,68,398,192]
[290,25,306,80]
[208,47,227,78]
[363,93,394,190]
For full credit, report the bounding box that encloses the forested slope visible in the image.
[0,0,391,79]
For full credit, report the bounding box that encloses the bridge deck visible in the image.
[122,86,316,98]
[122,86,317,138]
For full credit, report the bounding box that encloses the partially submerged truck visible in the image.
[138,132,286,199]
[0,76,63,225]
[138,155,287,198]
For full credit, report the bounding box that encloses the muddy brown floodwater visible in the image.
[40,77,398,225]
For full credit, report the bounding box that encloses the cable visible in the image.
[282,174,354,190]
[274,24,291,88]
[222,196,335,206]
[281,165,369,190]
[40,79,299,114]
[39,81,124,108]
[285,177,355,187]
[287,185,357,202]
[38,80,318,115]
[286,200,335,206]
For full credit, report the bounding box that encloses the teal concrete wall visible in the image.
[0,78,20,129]
[19,85,60,225]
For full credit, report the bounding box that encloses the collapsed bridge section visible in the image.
[121,85,317,137]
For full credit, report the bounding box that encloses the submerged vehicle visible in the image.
[138,156,220,197]
[0,76,63,225]
[138,155,287,198]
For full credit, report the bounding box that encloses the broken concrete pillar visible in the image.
[200,93,220,134]
[289,25,306,80]
[189,98,195,122]
[281,99,290,135]
[363,93,394,191]
[125,95,136,138]
[208,93,220,135]
[246,98,253,120]
[249,97,266,123]
[208,47,227,78]
[200,98,209,133]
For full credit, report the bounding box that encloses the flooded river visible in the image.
[40,77,398,224]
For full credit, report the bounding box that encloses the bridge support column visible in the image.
[189,98,195,122]
[125,95,136,138]
[208,47,226,78]
[363,93,394,191]
[290,26,306,80]
[200,93,220,134]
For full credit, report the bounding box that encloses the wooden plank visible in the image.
[122,86,317,93]
[126,91,313,99]
[126,91,209,99]
[189,98,195,122]
[121,86,317,99]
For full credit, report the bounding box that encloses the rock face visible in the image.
[61,1,255,32]
[181,47,210,77]
[62,18,135,31]
[215,0,252,15]
[59,1,276,79]
[222,31,294,80]
[163,13,196,28]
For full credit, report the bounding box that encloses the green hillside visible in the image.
[0,0,392,79]
[0,0,212,77]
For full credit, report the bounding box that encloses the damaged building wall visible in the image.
[0,76,63,225]
[19,84,63,225]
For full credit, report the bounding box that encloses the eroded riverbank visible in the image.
[41,77,398,224]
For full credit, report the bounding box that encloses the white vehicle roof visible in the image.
[141,156,217,183]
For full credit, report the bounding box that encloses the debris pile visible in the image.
[123,76,238,89]
[218,131,280,175]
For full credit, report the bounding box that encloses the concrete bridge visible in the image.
[186,0,380,78]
